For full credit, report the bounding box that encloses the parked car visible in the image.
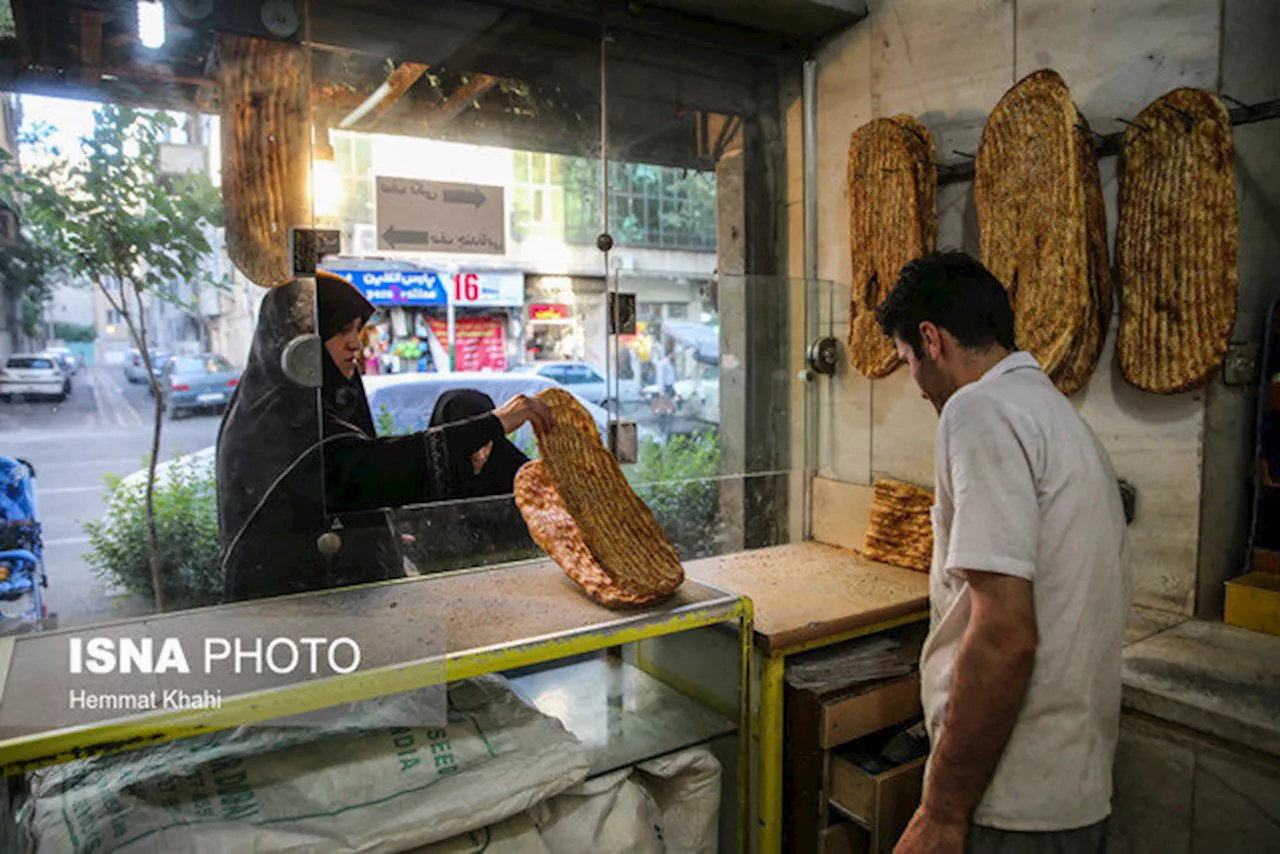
[124,349,170,385]
[161,354,239,419]
[507,361,640,408]
[45,347,79,377]
[0,354,70,402]
[126,372,624,491]
[364,371,616,451]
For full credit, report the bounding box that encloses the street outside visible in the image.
[1,364,220,630]
[1,364,713,633]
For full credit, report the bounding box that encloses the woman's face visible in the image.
[326,318,363,379]
[471,442,493,475]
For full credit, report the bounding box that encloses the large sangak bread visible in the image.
[860,478,934,573]
[218,35,310,289]
[976,70,1101,387]
[514,389,683,607]
[846,116,937,378]
[1116,88,1238,394]
[1052,108,1112,396]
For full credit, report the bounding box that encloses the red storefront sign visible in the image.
[427,317,507,372]
[529,303,570,321]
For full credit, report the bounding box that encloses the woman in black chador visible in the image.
[217,272,552,602]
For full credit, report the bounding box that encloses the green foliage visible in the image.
[53,322,96,343]
[0,105,222,331]
[375,403,396,436]
[0,224,63,337]
[626,432,722,560]
[83,457,222,610]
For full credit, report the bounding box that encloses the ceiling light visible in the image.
[137,1,165,50]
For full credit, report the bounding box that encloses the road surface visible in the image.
[0,366,220,632]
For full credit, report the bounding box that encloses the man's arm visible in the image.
[895,570,1037,853]
[925,570,1036,818]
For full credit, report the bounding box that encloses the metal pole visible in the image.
[601,26,615,429]
[447,301,456,372]
[802,58,818,542]
[802,59,818,283]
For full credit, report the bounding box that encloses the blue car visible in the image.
[160,354,239,419]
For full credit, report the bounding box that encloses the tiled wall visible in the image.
[790,0,1244,614]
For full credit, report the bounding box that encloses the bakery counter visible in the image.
[685,541,931,853]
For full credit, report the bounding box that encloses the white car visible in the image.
[507,361,641,408]
[364,371,615,450]
[123,373,625,490]
[0,354,70,402]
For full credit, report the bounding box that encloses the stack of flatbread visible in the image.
[514,389,684,608]
[860,478,934,573]
[975,69,1110,395]
[1116,88,1238,394]
[846,116,938,378]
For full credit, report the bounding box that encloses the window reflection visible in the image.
[0,2,797,628]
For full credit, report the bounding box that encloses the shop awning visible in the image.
[661,321,719,364]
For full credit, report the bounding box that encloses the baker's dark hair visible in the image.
[876,251,1016,359]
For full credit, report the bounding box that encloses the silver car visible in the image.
[0,354,69,402]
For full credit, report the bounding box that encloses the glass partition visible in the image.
[0,1,813,632]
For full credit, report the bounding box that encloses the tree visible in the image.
[0,104,221,611]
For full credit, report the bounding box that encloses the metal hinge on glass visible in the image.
[609,292,637,335]
[289,227,341,277]
[610,421,639,465]
[281,228,342,388]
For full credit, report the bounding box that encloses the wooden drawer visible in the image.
[829,754,925,853]
[819,822,869,854]
[821,673,922,749]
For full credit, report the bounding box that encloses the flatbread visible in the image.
[515,388,683,605]
[846,117,937,378]
[514,462,665,608]
[976,69,1092,380]
[218,35,310,289]
[860,478,934,573]
[1051,108,1111,396]
[1116,88,1238,394]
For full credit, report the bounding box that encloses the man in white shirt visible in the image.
[877,252,1131,854]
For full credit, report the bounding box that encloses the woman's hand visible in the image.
[494,394,554,437]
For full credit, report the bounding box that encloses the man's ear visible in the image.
[918,321,943,361]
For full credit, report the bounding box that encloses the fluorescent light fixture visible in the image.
[312,159,342,219]
[137,0,165,50]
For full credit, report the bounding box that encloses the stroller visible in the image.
[0,456,47,630]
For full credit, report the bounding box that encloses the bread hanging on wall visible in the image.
[975,69,1109,393]
[1051,108,1112,396]
[1116,88,1238,394]
[846,116,937,378]
[218,35,311,289]
[515,389,684,608]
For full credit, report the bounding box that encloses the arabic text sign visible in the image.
[428,317,507,371]
[376,177,505,255]
[323,269,449,307]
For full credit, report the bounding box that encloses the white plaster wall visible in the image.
[800,0,1228,613]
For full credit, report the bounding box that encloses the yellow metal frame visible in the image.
[0,600,750,776]
[755,609,928,854]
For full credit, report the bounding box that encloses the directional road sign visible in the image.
[375,176,505,254]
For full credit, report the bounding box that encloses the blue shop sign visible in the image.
[322,269,448,307]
